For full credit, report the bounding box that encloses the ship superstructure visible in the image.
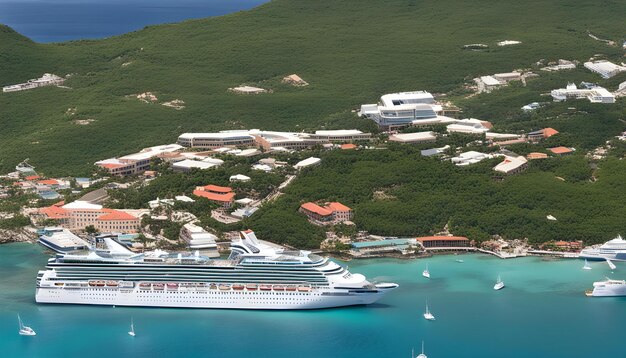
[36,230,397,309]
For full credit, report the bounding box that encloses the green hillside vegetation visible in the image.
[1,0,626,175]
[2,0,626,247]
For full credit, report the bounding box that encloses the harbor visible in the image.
[1,242,623,357]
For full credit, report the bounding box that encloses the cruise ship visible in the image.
[586,278,626,297]
[36,230,398,309]
[579,235,626,261]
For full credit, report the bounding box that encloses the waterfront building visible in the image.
[38,201,142,233]
[299,202,353,224]
[2,73,65,93]
[38,227,90,253]
[360,91,444,130]
[550,83,615,103]
[388,131,437,144]
[35,230,398,309]
[96,144,183,176]
[584,60,626,79]
[493,155,528,175]
[179,223,220,257]
[350,238,418,256]
[193,185,235,208]
[416,236,469,248]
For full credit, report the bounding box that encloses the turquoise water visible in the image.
[0,243,623,357]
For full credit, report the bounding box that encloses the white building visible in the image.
[230,174,251,182]
[360,91,443,129]
[95,144,183,176]
[172,159,219,172]
[179,223,219,257]
[294,157,321,169]
[229,85,267,94]
[388,131,437,144]
[446,118,491,134]
[541,59,576,72]
[551,83,615,104]
[584,60,626,79]
[3,73,65,93]
[493,155,528,175]
[451,151,493,166]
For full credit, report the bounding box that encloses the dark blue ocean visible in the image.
[0,243,624,357]
[0,0,269,43]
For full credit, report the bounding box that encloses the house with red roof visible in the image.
[528,128,559,142]
[299,201,353,224]
[548,146,575,156]
[193,184,235,208]
[38,201,141,233]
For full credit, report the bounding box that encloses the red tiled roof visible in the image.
[40,205,69,219]
[416,236,469,242]
[13,182,29,187]
[549,146,573,154]
[202,184,233,193]
[37,179,59,185]
[193,189,235,202]
[53,200,65,207]
[25,175,40,181]
[543,128,559,138]
[527,152,548,160]
[480,121,493,129]
[300,202,333,216]
[340,144,357,150]
[327,202,352,212]
[97,210,138,221]
[100,163,126,169]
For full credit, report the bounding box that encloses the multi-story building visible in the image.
[416,236,470,248]
[95,144,183,176]
[299,202,353,224]
[179,223,220,257]
[193,185,235,208]
[360,91,442,130]
[2,73,65,93]
[551,83,615,103]
[38,201,142,233]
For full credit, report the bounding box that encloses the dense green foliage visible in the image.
[1,0,626,175]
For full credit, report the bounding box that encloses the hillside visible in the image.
[1,0,626,175]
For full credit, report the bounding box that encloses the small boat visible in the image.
[455,259,464,263]
[246,284,258,291]
[105,281,118,287]
[218,284,231,291]
[166,283,179,290]
[583,259,592,270]
[128,318,136,337]
[416,341,428,358]
[285,285,297,292]
[139,283,151,290]
[423,302,435,321]
[18,314,36,336]
[232,284,245,290]
[273,285,286,291]
[259,284,272,291]
[494,275,505,290]
[297,286,312,292]
[606,259,617,270]
[152,283,165,290]
[422,265,430,279]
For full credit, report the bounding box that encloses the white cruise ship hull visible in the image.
[35,285,393,310]
[590,284,626,297]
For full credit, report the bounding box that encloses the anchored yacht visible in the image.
[586,278,626,297]
[35,230,398,310]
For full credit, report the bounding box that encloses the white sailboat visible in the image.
[18,314,36,336]
[422,264,430,279]
[128,318,136,337]
[606,259,617,270]
[583,259,592,270]
[494,275,505,290]
[416,341,428,358]
[423,302,435,321]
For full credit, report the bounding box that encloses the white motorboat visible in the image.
[493,275,505,290]
[583,259,592,270]
[416,341,428,358]
[606,259,617,270]
[18,314,36,336]
[422,265,430,279]
[586,278,626,297]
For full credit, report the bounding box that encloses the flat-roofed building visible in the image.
[551,83,615,103]
[96,144,183,176]
[172,159,219,172]
[417,236,469,248]
[451,151,492,166]
[177,132,255,148]
[38,227,89,253]
[584,60,626,79]
[389,131,437,144]
[294,157,321,169]
[311,129,372,142]
[3,73,65,93]
[360,91,443,130]
[447,119,491,134]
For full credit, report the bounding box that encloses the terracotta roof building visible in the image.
[416,236,470,248]
[38,201,141,233]
[299,201,353,224]
[193,185,235,208]
[548,146,574,156]
[528,128,559,141]
[527,152,549,160]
